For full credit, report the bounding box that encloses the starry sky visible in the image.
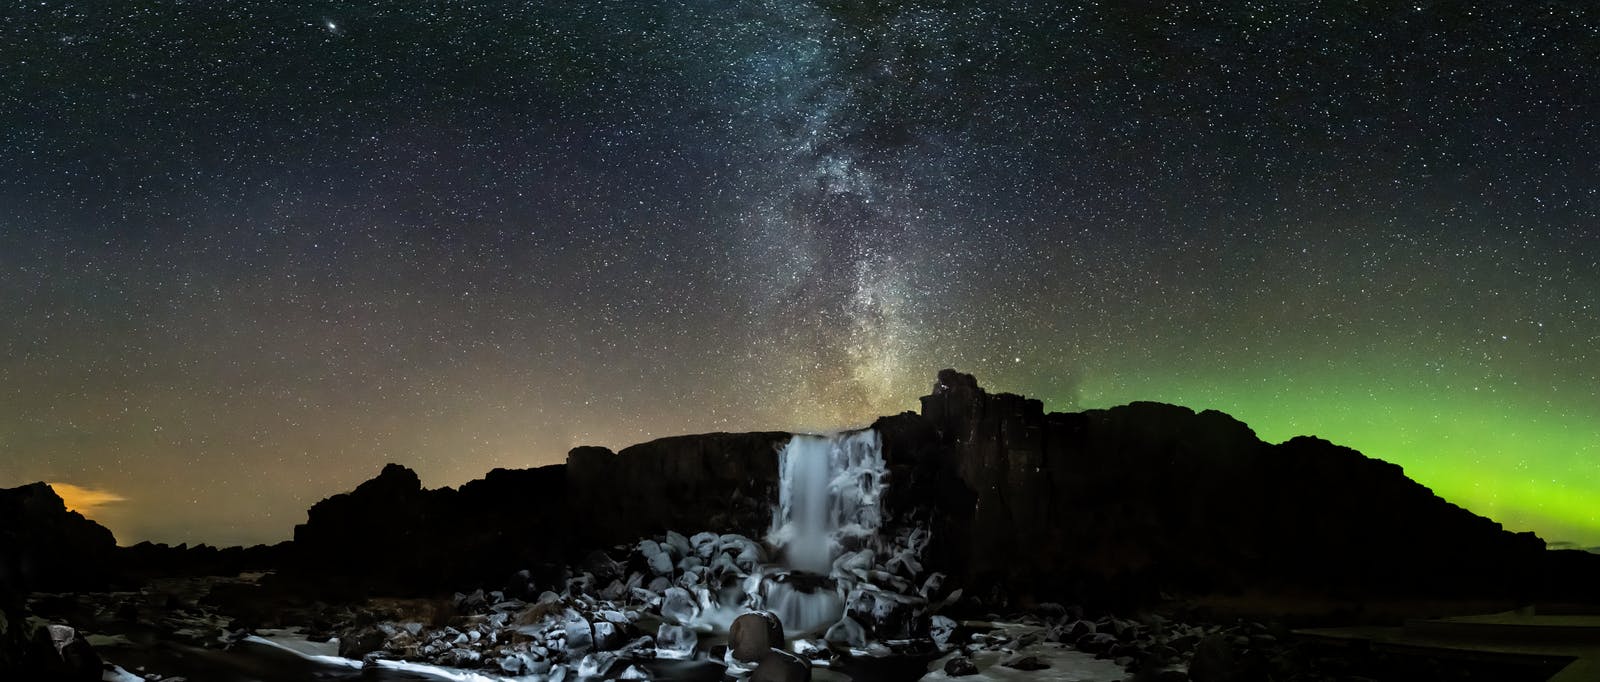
[2,1,1597,549]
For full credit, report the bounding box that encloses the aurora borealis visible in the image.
[2,2,1596,549]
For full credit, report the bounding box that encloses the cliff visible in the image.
[286,370,1585,605]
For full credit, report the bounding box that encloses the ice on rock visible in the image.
[649,550,675,573]
[710,552,742,577]
[619,664,651,679]
[691,532,720,560]
[655,624,698,659]
[930,615,957,650]
[661,586,699,625]
[831,549,874,581]
[594,620,620,649]
[630,587,662,607]
[640,539,675,576]
[883,533,927,577]
[769,430,887,574]
[639,539,663,557]
[675,566,706,589]
[825,615,867,648]
[564,613,594,652]
[664,530,693,559]
[499,653,536,674]
[577,652,616,677]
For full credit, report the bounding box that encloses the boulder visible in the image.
[656,624,698,658]
[730,611,785,663]
[660,587,698,625]
[337,625,387,658]
[944,656,979,677]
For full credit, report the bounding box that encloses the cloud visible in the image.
[47,482,128,517]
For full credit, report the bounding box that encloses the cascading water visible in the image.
[759,428,887,634]
[768,429,886,572]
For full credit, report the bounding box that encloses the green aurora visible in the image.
[1075,367,1600,550]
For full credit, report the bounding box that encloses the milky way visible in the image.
[2,2,1597,548]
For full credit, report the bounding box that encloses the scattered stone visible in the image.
[944,656,979,677]
[337,625,387,658]
[577,652,616,677]
[929,615,957,649]
[1074,632,1118,655]
[656,624,698,658]
[1003,655,1049,671]
[1188,634,1236,682]
[660,587,698,625]
[824,615,867,648]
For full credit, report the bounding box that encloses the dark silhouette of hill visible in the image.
[282,370,1597,607]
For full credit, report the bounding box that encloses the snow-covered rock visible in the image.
[655,624,698,659]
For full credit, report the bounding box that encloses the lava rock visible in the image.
[944,656,979,677]
[730,611,786,664]
[337,625,388,658]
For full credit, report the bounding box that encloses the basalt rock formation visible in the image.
[289,433,789,595]
[902,369,1553,605]
[0,482,120,678]
[0,482,120,595]
[287,370,1592,606]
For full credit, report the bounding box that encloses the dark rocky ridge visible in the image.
[288,432,789,596]
[285,369,1596,606]
[6,370,1600,678]
[0,482,119,678]
[905,369,1550,605]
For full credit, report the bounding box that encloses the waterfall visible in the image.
[768,428,886,574]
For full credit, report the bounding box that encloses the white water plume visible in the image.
[768,429,887,574]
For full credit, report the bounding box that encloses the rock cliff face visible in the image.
[567,431,789,546]
[0,482,119,678]
[910,369,1549,605]
[0,483,120,594]
[289,370,1575,604]
[291,433,789,595]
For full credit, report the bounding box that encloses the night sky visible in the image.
[3,2,1597,549]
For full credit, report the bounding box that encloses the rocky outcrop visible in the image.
[0,482,120,594]
[0,482,119,678]
[119,540,289,581]
[911,369,1551,605]
[290,433,789,595]
[287,369,1589,606]
[567,431,789,546]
